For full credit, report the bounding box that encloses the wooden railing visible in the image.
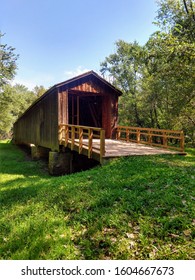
[59,124,105,161]
[116,126,185,152]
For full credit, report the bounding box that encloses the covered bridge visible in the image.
[14,70,185,175]
[13,71,123,174]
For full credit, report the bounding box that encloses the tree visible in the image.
[100,40,146,127]
[33,85,47,98]
[0,32,18,87]
[0,84,37,139]
[156,0,195,41]
[0,33,47,139]
[144,31,195,128]
[151,0,195,142]
[100,0,195,145]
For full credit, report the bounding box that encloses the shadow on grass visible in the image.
[0,177,47,208]
[0,142,49,177]
[46,156,195,259]
[0,142,195,259]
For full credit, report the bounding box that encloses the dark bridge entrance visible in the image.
[68,94,102,128]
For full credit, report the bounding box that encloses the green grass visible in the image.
[0,141,195,260]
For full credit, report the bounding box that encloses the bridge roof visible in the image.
[15,71,122,123]
[55,70,123,96]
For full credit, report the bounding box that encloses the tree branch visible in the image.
[183,0,189,14]
[183,0,195,21]
[189,0,195,21]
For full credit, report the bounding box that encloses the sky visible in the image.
[1,0,159,90]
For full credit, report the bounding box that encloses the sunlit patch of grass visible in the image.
[0,141,195,259]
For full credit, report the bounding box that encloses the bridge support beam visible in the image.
[48,151,73,175]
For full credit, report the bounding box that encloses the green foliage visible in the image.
[33,85,46,98]
[146,0,195,142]
[0,84,37,138]
[0,142,195,259]
[0,32,18,87]
[0,83,47,139]
[144,31,195,130]
[0,33,47,139]
[100,0,195,145]
[156,0,195,41]
[100,41,146,127]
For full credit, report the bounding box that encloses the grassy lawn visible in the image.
[0,140,195,260]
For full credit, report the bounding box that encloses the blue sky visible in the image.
[1,0,158,90]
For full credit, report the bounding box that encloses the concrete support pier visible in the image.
[48,151,73,175]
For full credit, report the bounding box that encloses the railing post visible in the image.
[71,126,75,150]
[180,131,185,152]
[58,125,62,143]
[79,127,83,154]
[148,130,152,145]
[100,129,105,160]
[116,126,121,140]
[136,129,140,143]
[163,131,167,148]
[65,125,69,146]
[88,128,93,158]
[126,128,129,142]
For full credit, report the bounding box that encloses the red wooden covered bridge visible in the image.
[13,71,184,175]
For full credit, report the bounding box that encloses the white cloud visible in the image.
[12,74,55,90]
[62,66,114,85]
[11,78,37,90]
[11,67,103,91]
[63,66,91,80]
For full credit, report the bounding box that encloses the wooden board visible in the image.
[62,139,178,163]
[103,139,177,158]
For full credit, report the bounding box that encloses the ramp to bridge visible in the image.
[59,124,185,165]
[100,139,177,158]
[47,124,185,175]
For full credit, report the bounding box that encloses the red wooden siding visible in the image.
[13,71,122,150]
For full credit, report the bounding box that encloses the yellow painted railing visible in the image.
[59,124,105,161]
[116,126,185,152]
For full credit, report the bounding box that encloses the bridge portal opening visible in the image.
[68,94,102,128]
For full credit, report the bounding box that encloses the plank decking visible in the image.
[62,138,178,164]
[102,139,177,158]
[59,124,184,164]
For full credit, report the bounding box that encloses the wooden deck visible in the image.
[99,139,177,158]
[61,138,178,163]
[59,124,184,164]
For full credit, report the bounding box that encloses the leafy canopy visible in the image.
[100,0,195,145]
[0,32,18,87]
